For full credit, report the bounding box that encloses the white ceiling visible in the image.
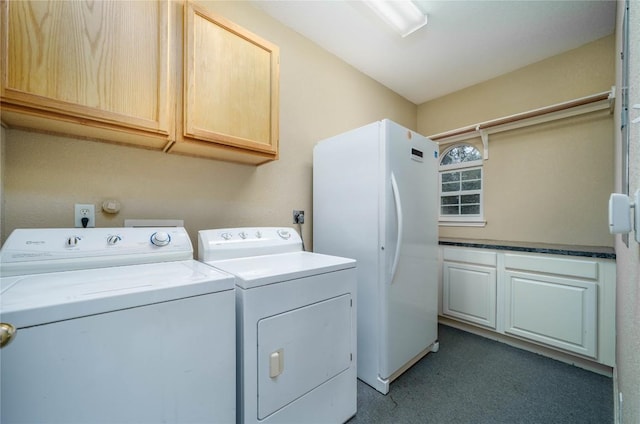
[249,0,617,104]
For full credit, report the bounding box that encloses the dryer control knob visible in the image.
[150,231,171,246]
[66,236,81,247]
[277,229,291,239]
[107,235,122,245]
[239,231,248,239]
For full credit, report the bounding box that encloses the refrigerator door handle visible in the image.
[390,172,403,283]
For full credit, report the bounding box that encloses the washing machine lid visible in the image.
[0,260,234,328]
[206,251,356,289]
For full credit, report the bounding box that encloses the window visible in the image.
[439,144,484,225]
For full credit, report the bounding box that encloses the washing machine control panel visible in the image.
[0,227,194,277]
[198,227,303,261]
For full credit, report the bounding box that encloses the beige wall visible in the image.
[613,1,640,423]
[0,1,416,252]
[418,35,615,135]
[418,35,616,247]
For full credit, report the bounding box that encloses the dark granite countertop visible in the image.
[439,238,616,260]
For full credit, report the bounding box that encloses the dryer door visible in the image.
[257,294,352,419]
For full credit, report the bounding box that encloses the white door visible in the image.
[443,261,497,329]
[380,120,439,379]
[504,271,597,358]
[256,294,353,420]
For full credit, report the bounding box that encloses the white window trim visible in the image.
[439,218,487,227]
[439,161,482,172]
[439,146,485,226]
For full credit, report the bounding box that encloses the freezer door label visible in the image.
[411,148,424,162]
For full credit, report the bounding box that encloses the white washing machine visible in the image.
[198,227,357,424]
[0,227,236,424]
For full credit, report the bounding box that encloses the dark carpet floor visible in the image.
[348,324,613,424]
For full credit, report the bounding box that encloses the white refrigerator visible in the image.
[313,119,439,395]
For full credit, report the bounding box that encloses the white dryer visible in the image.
[198,227,357,424]
[0,227,236,424]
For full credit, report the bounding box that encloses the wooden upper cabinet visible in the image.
[169,2,280,165]
[1,0,279,164]
[0,0,173,149]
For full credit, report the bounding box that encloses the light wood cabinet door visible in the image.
[170,2,279,164]
[1,0,173,148]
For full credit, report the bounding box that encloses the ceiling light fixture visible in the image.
[363,0,428,37]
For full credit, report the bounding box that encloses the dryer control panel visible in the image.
[198,227,302,261]
[0,227,193,277]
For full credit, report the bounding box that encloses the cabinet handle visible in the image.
[0,323,16,348]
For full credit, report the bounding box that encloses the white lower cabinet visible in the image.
[442,249,497,329]
[504,270,597,358]
[440,246,615,367]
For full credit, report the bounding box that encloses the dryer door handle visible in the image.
[269,349,284,378]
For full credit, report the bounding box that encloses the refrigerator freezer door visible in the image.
[380,119,439,380]
[313,119,439,394]
[312,122,383,391]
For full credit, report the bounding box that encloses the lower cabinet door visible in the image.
[504,271,597,358]
[443,262,497,329]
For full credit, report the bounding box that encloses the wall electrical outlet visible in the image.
[75,204,95,228]
[293,210,305,224]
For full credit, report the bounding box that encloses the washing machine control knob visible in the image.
[66,236,81,247]
[239,231,248,239]
[150,231,171,246]
[107,235,122,245]
[255,231,262,238]
[221,232,232,240]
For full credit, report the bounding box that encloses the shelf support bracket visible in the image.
[477,126,489,160]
